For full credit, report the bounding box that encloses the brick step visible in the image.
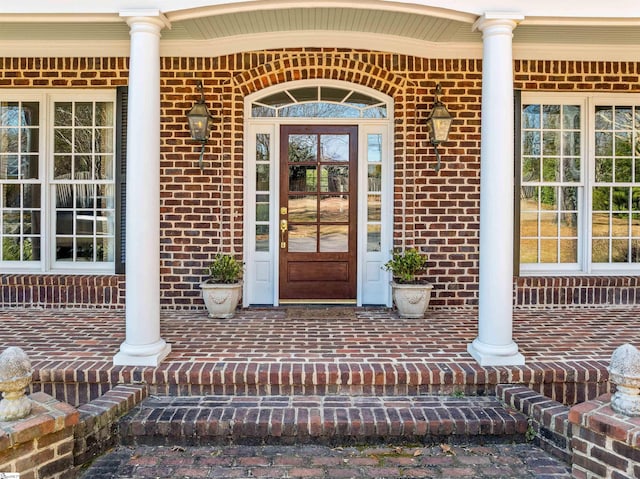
[118,395,529,446]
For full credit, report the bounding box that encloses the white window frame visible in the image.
[520,92,640,276]
[0,89,117,274]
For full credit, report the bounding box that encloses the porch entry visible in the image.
[243,80,393,307]
[279,125,357,302]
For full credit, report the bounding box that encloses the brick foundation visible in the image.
[0,275,125,309]
[569,393,640,479]
[515,276,640,309]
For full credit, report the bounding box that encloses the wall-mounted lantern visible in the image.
[425,84,453,172]
[187,80,213,171]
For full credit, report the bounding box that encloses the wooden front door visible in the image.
[279,125,358,302]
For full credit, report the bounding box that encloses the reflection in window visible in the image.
[520,103,581,265]
[320,225,348,252]
[53,101,115,263]
[289,224,316,252]
[367,134,383,252]
[592,105,640,264]
[251,86,387,119]
[255,134,271,253]
[0,101,41,261]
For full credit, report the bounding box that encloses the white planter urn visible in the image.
[391,282,433,318]
[200,281,243,318]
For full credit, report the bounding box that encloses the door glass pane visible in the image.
[368,134,382,162]
[320,195,348,222]
[256,164,269,191]
[256,133,270,162]
[256,224,269,252]
[289,166,317,192]
[320,165,348,192]
[288,135,317,162]
[368,194,381,221]
[256,202,269,222]
[368,164,381,192]
[320,225,348,252]
[320,135,349,162]
[367,224,381,252]
[288,195,316,222]
[289,224,316,252]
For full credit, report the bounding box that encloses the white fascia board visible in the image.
[2,32,640,62]
[4,0,640,17]
[0,40,131,57]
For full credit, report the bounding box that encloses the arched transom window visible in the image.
[251,86,387,119]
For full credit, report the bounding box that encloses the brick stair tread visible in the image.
[119,395,528,446]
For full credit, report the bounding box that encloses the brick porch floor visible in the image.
[0,306,637,406]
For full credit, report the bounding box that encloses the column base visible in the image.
[467,338,525,366]
[113,339,171,367]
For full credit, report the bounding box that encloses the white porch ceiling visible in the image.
[1,5,640,58]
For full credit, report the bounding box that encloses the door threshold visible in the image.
[279,299,357,305]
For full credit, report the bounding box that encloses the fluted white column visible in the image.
[114,11,171,366]
[467,13,525,366]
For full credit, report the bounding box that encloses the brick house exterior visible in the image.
[1,2,639,366]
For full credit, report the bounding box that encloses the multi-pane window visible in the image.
[0,92,116,272]
[53,101,115,263]
[0,101,41,262]
[520,102,581,267]
[520,94,640,273]
[592,105,640,264]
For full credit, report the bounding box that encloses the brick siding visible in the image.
[1,54,639,309]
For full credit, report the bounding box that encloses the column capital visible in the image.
[119,9,171,31]
[473,12,523,34]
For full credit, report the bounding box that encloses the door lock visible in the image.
[280,219,288,248]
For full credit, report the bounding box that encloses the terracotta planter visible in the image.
[200,281,243,318]
[391,282,433,318]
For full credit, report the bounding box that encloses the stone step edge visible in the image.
[118,395,529,446]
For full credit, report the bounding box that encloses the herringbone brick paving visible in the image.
[81,443,572,478]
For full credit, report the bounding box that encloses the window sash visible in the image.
[519,93,640,274]
[0,90,117,274]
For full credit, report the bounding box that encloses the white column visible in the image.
[114,12,171,366]
[467,13,525,366]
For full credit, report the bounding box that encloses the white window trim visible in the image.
[520,91,640,276]
[0,89,117,275]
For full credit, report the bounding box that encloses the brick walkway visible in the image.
[81,443,572,478]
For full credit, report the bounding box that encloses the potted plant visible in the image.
[382,248,433,318]
[200,253,243,318]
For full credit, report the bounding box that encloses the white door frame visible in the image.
[243,79,394,306]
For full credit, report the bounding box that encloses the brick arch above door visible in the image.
[232,52,409,100]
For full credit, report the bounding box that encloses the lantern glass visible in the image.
[187,103,211,142]
[427,104,453,144]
